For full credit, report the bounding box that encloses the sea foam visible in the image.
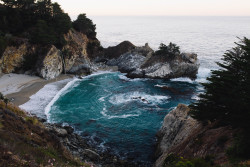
[109,91,170,105]
[19,78,76,118]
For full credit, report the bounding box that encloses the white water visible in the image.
[19,78,74,118]
[20,71,114,120]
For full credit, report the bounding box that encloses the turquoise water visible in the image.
[48,72,200,164]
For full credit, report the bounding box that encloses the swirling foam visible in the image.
[109,91,170,105]
[101,107,140,119]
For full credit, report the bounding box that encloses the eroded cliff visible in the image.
[155,104,234,167]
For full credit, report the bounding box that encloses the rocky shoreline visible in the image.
[154,104,234,167]
[38,117,145,167]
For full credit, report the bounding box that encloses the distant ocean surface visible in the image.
[91,16,250,70]
[21,16,250,165]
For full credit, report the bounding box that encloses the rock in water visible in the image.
[129,52,199,79]
[102,42,199,80]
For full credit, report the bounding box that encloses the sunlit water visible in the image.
[22,16,250,165]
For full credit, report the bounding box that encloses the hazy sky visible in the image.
[52,0,250,17]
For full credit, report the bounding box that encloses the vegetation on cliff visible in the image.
[190,37,250,162]
[0,94,89,166]
[0,0,97,53]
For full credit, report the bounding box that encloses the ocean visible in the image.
[21,16,250,165]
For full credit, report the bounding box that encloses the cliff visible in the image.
[155,104,235,167]
[0,29,100,80]
[0,35,199,81]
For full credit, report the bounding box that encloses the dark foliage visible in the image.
[73,14,97,39]
[155,42,180,58]
[190,37,250,160]
[0,0,74,48]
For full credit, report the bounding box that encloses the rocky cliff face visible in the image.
[0,30,97,79]
[1,36,199,80]
[0,44,28,74]
[63,29,90,73]
[36,46,63,80]
[155,104,234,167]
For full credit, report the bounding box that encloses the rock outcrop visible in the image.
[0,29,97,79]
[36,45,63,80]
[101,41,135,60]
[100,42,199,80]
[0,35,199,80]
[63,29,90,73]
[155,104,234,167]
[0,44,28,74]
[136,52,199,79]
[106,43,153,73]
[155,104,200,158]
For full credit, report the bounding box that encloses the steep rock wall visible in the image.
[155,104,234,167]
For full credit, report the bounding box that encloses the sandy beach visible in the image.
[0,73,74,106]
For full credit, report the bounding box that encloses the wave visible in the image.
[191,95,200,100]
[45,78,80,121]
[19,78,76,118]
[20,71,115,120]
[170,67,212,83]
[109,91,170,105]
[154,84,168,88]
[118,74,149,82]
[100,107,140,119]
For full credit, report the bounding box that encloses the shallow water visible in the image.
[47,72,201,164]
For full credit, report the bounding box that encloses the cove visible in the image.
[47,72,200,165]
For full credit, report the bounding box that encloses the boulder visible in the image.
[83,149,101,161]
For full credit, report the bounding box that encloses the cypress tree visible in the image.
[190,37,250,129]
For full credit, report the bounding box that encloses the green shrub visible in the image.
[155,42,180,58]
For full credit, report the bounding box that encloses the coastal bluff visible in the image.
[0,37,200,80]
[155,104,234,167]
[0,29,98,80]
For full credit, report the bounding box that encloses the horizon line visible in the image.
[72,14,250,17]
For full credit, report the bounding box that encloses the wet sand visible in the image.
[0,74,74,106]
